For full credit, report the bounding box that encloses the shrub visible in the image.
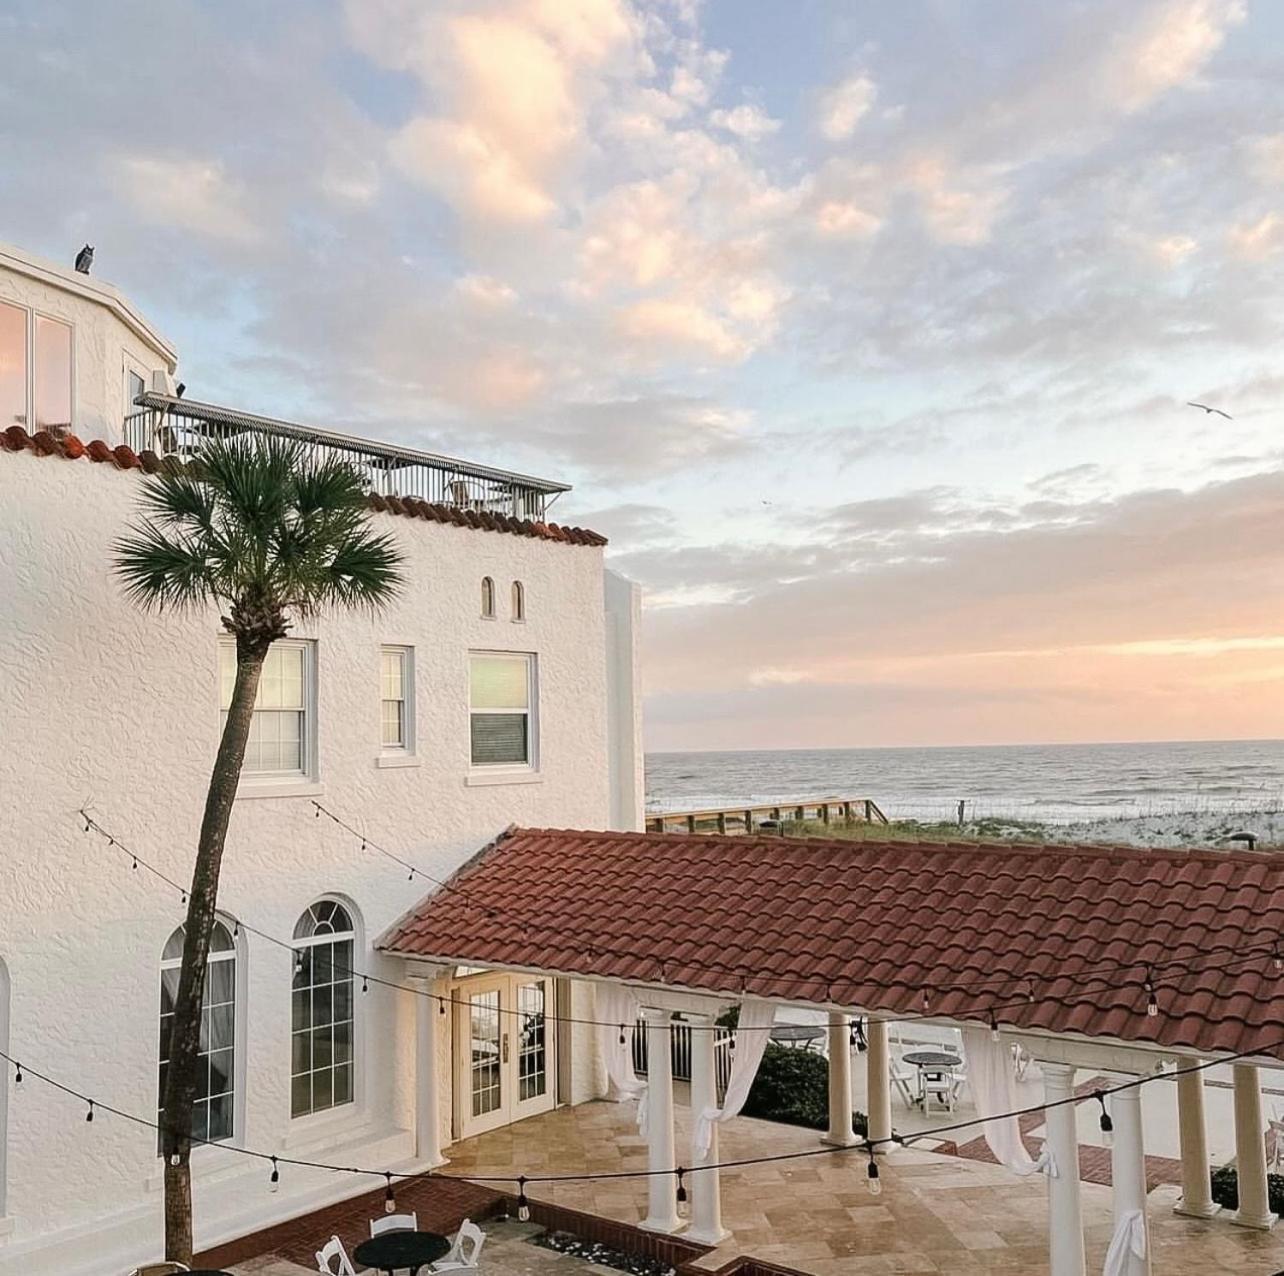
[740,1042,868,1136]
[1209,1165,1284,1216]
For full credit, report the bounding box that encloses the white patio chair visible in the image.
[432,1218,486,1271]
[315,1236,356,1276]
[922,1068,957,1114]
[1011,1043,1031,1082]
[371,1211,419,1236]
[889,1025,918,1108]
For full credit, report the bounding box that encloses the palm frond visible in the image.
[113,522,216,612]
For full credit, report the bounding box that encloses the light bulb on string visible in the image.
[269,1156,280,1193]
[865,1145,882,1196]
[132,855,138,871]
[618,1024,626,1047]
[921,988,930,1014]
[728,1031,736,1054]
[362,975,369,994]
[384,1172,396,1214]
[517,1175,531,1221]
[180,890,187,907]
[13,1062,21,1085]
[988,1009,1000,1042]
[439,997,446,1016]
[1095,1091,1113,1146]
[1144,970,1158,1018]
[1273,944,1282,974]
[86,1100,95,1123]
[170,1152,181,1167]
[675,1168,689,1218]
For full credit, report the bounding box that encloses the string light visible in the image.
[86,1100,94,1123]
[1095,1091,1113,1146]
[384,1171,396,1214]
[618,1024,626,1046]
[1144,969,1158,1018]
[79,808,1278,1036]
[1273,944,1282,974]
[988,1009,1000,1042]
[270,1156,280,1193]
[865,1144,881,1196]
[675,1168,688,1217]
[517,1175,530,1221]
[13,1062,21,1085]
[439,996,446,1016]
[132,855,138,871]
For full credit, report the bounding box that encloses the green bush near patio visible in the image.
[741,1042,868,1136]
[1209,1165,1284,1216]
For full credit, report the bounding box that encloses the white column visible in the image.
[1042,1062,1086,1276]
[410,977,447,1168]
[1230,1064,1277,1230]
[1109,1085,1152,1276]
[640,1008,681,1234]
[686,1013,730,1245]
[823,1012,858,1147]
[1174,1064,1217,1218]
[866,1019,892,1149]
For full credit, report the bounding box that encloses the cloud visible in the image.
[710,103,780,141]
[1229,212,1284,259]
[111,155,262,244]
[817,73,877,141]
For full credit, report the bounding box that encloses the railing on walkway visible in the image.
[122,393,570,522]
[645,795,888,835]
[632,1017,734,1094]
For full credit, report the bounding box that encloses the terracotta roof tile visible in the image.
[379,828,1284,1060]
[0,426,607,547]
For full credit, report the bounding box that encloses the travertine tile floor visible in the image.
[446,1100,1284,1276]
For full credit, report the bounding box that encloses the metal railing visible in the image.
[122,393,570,522]
[645,796,889,834]
[631,1017,734,1096]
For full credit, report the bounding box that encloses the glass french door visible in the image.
[457,974,554,1138]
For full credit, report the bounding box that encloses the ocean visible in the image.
[644,739,1284,825]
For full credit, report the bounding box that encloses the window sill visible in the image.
[235,780,324,801]
[465,770,543,787]
[377,753,421,769]
[279,1104,368,1153]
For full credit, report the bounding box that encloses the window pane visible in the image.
[471,713,529,765]
[207,960,234,1006]
[470,655,528,709]
[380,649,404,698]
[207,1093,233,1141]
[333,1063,353,1105]
[0,302,26,427]
[292,1030,311,1076]
[312,1065,333,1112]
[34,315,71,431]
[381,699,404,747]
[291,1071,311,1118]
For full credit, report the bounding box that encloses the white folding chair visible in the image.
[371,1211,419,1237]
[315,1236,356,1276]
[889,1025,918,1108]
[922,1068,956,1113]
[432,1218,486,1271]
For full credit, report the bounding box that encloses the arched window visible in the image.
[481,576,495,618]
[292,900,356,1118]
[159,920,237,1144]
[511,580,525,622]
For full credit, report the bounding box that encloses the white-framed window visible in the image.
[380,646,414,753]
[469,651,536,768]
[291,900,356,1119]
[511,580,525,622]
[158,920,237,1146]
[126,366,147,415]
[481,576,496,618]
[219,639,316,778]
[0,302,73,433]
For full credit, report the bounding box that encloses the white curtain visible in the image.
[694,1000,776,1157]
[959,1027,1054,1177]
[1102,1209,1146,1276]
[595,983,648,1134]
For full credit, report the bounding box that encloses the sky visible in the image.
[3,0,1283,751]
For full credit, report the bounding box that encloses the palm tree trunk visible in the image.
[161,644,266,1263]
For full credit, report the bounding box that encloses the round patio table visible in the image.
[770,1024,825,1049]
[354,1229,450,1276]
[901,1050,961,1070]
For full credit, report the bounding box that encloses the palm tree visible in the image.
[113,434,404,1262]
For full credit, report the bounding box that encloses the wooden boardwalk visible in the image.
[645,795,888,835]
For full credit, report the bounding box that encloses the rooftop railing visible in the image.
[122,393,570,521]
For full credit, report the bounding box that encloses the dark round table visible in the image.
[770,1024,825,1049]
[902,1050,962,1070]
[354,1229,451,1276]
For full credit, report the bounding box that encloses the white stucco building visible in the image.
[0,244,641,1274]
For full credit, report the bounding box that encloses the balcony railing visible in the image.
[123,393,570,522]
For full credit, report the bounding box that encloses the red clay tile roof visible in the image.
[380,828,1284,1060]
[0,426,607,547]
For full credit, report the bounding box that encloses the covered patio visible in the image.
[377,828,1284,1276]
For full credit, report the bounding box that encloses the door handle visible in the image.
[502,1034,509,1064]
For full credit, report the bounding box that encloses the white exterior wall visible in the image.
[0,244,176,445]
[0,448,633,1273]
[604,570,645,832]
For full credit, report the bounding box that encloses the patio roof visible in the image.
[379,828,1284,1060]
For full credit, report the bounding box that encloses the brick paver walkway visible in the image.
[194,1171,503,1270]
[952,1073,1185,1189]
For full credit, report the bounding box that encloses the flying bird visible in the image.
[1187,401,1232,420]
[73,243,94,275]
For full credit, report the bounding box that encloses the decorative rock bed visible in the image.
[534,1228,677,1276]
